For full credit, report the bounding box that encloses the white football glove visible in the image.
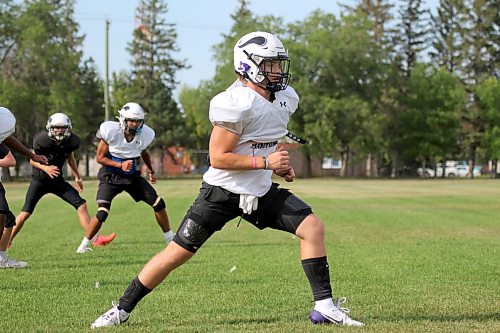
[239,194,258,215]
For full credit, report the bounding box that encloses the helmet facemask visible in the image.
[243,51,291,93]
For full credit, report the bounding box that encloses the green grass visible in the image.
[0,178,499,332]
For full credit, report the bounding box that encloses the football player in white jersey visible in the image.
[90,32,363,328]
[76,102,174,253]
[0,107,48,241]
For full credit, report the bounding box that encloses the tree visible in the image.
[429,0,467,73]
[124,0,189,150]
[395,0,431,77]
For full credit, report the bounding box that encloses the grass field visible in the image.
[0,178,499,332]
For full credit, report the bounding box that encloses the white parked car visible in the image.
[417,161,481,178]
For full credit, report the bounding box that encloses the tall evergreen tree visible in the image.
[429,0,466,73]
[395,0,431,77]
[127,0,188,149]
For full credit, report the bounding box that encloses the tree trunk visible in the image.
[366,153,372,177]
[302,149,312,178]
[390,151,398,178]
[340,149,349,178]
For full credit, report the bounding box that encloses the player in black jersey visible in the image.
[5,113,116,252]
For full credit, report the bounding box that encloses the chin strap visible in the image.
[286,131,308,144]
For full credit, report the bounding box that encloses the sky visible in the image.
[75,0,438,93]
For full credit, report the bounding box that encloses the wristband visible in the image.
[149,170,155,174]
[263,156,269,170]
[252,156,257,169]
[44,166,48,172]
[75,177,82,182]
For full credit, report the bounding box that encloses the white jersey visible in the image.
[96,121,155,158]
[203,82,299,197]
[0,107,16,144]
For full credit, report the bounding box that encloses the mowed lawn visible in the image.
[0,178,498,332]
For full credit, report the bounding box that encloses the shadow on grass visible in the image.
[379,312,500,322]
[219,316,280,325]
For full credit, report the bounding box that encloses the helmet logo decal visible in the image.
[238,36,267,48]
[238,61,251,72]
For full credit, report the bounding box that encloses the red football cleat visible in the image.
[93,233,116,247]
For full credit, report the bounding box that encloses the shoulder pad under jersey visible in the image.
[97,121,120,141]
[140,125,155,146]
[67,133,81,150]
[33,131,51,149]
[209,87,253,123]
[276,86,300,113]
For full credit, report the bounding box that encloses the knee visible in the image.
[96,204,110,223]
[152,197,166,212]
[78,202,88,211]
[297,215,325,241]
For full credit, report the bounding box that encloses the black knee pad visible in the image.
[4,210,16,228]
[173,215,211,253]
[96,203,110,223]
[152,197,166,212]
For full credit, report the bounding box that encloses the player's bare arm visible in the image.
[30,153,60,179]
[209,126,290,171]
[3,136,48,164]
[0,151,16,168]
[140,150,156,183]
[95,139,132,172]
[67,152,83,192]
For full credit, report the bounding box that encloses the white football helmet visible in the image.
[118,102,145,134]
[46,113,72,141]
[0,107,16,143]
[233,31,291,92]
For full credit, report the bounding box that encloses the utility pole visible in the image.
[104,19,111,121]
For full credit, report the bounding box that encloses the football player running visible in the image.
[4,113,116,259]
[90,32,363,328]
[76,102,174,253]
[0,107,48,268]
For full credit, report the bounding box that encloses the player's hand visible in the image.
[275,166,295,182]
[44,165,60,178]
[74,178,83,192]
[121,160,133,172]
[149,171,157,184]
[267,147,289,170]
[33,154,48,165]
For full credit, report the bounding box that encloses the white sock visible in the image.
[163,230,174,242]
[314,298,334,312]
[80,237,91,247]
[0,251,6,259]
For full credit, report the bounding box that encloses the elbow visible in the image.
[209,155,223,169]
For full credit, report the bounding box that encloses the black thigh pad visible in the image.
[173,215,212,253]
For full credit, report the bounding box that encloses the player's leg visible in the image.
[9,211,31,244]
[0,211,27,268]
[91,183,239,328]
[77,182,120,253]
[55,181,116,246]
[9,180,45,245]
[127,178,173,243]
[257,186,363,326]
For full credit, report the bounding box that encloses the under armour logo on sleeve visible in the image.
[280,101,287,107]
